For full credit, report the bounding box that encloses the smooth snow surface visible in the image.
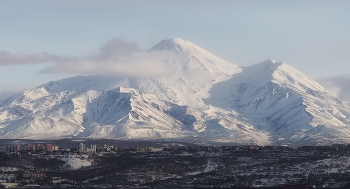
[1,39,350,145]
[59,154,92,170]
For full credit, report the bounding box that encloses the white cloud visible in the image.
[0,38,186,99]
[316,75,350,102]
[0,51,60,65]
[40,38,183,77]
[0,38,184,78]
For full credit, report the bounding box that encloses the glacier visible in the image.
[1,38,350,146]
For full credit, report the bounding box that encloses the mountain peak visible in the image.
[244,59,327,93]
[171,38,188,44]
[262,59,277,64]
[245,59,283,74]
[149,38,242,76]
[149,38,194,52]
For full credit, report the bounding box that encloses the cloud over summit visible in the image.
[3,38,350,104]
[40,38,182,77]
[0,38,183,78]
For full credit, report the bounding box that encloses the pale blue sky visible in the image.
[1,0,350,99]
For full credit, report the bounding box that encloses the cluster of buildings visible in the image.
[77,143,97,152]
[136,146,163,152]
[77,143,164,153]
[4,143,59,152]
[3,142,165,154]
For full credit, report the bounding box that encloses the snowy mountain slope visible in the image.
[207,59,350,145]
[0,38,268,144]
[1,39,350,145]
[0,83,269,144]
[0,86,185,139]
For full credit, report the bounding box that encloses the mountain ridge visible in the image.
[0,38,349,146]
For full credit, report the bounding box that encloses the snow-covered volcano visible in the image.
[208,59,350,145]
[1,39,350,146]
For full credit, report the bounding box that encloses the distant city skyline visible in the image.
[1,0,350,100]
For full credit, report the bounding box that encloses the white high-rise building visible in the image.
[90,144,96,152]
[78,143,86,152]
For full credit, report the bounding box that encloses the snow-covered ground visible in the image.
[50,154,92,170]
[0,167,18,172]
